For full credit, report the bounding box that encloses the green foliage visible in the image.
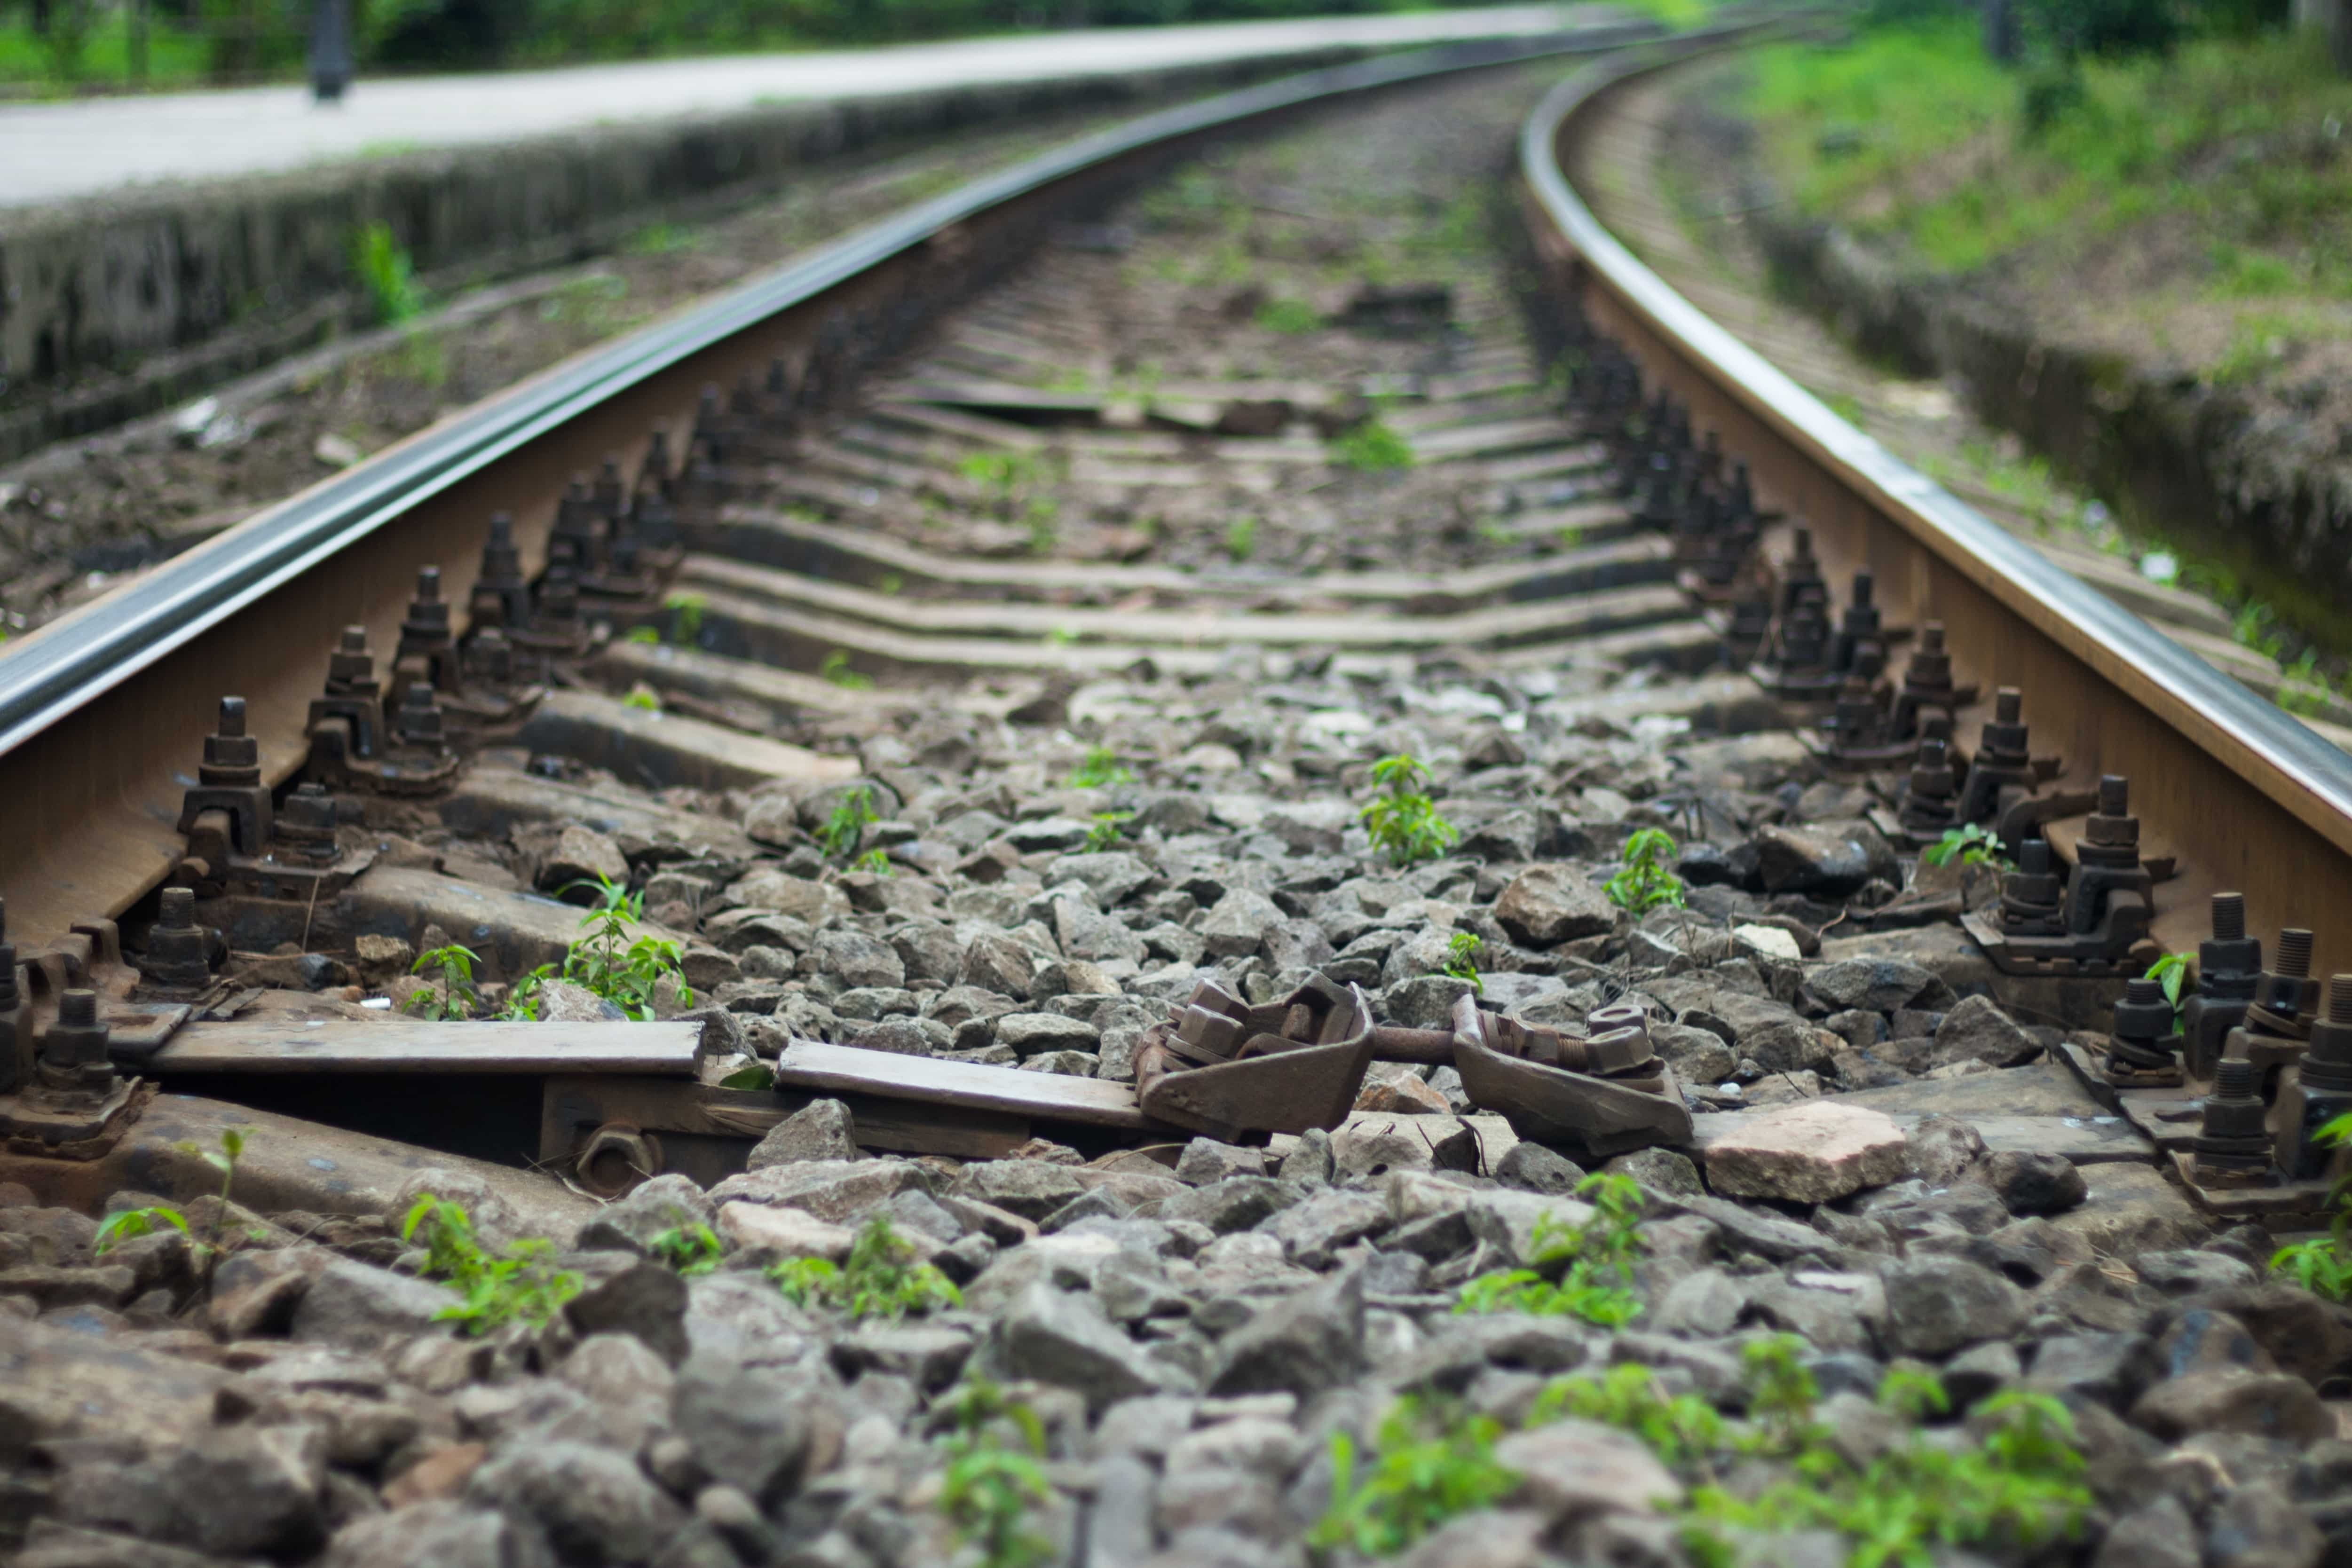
[769,1216,962,1320]
[350,222,424,326]
[1455,1173,1645,1327]
[1686,1389,2094,1568]
[406,942,480,1021]
[1359,754,1459,869]
[93,1205,191,1256]
[934,1380,1055,1568]
[2271,1111,2352,1298]
[1330,419,1415,473]
[1740,1335,1825,1457]
[1066,745,1134,789]
[819,786,879,861]
[402,1196,582,1335]
[153,1125,249,1258]
[649,1221,723,1276]
[1922,822,2009,869]
[1605,828,1687,913]
[718,1061,778,1091]
[665,591,706,643]
[1255,298,1321,334]
[820,649,874,690]
[852,848,893,875]
[623,625,662,645]
[1438,930,1484,995]
[623,686,661,712]
[1311,1395,1518,1557]
[1530,1363,1725,1471]
[2146,950,2194,1021]
[1084,812,1134,853]
[507,882,689,1022]
[1225,515,1258,562]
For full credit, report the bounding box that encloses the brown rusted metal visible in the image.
[1134,974,1376,1141]
[1446,990,1691,1159]
[577,1121,664,1199]
[2182,892,2261,1080]
[1963,774,2161,976]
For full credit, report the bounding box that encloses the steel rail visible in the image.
[1522,42,2352,970]
[0,17,1674,945]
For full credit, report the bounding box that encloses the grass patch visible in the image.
[1746,16,2352,296]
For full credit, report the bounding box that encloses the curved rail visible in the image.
[1521,44,2352,970]
[0,19,1667,945]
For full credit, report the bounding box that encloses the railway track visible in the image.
[5,24,2352,1568]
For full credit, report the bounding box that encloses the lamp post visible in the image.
[310,0,352,102]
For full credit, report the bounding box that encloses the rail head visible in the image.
[1518,42,2352,859]
[0,19,1668,766]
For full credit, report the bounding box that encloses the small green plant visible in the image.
[1330,419,1415,473]
[2146,950,2194,1024]
[136,1125,249,1261]
[769,1216,963,1320]
[1083,811,1134,852]
[1739,1335,1824,1457]
[852,848,894,875]
[350,221,424,326]
[623,686,661,712]
[1066,745,1134,788]
[1310,1395,1518,1557]
[1605,828,1687,914]
[623,625,662,645]
[1359,753,1458,868]
[649,1221,724,1277]
[934,1380,1056,1568]
[1922,822,2009,870]
[507,879,690,1023]
[1455,1173,1645,1327]
[820,649,874,690]
[406,943,480,1021]
[403,1195,582,1336]
[665,591,707,643]
[1529,1363,1725,1473]
[1255,297,1322,334]
[2272,1111,2352,1300]
[819,786,879,861]
[1225,514,1259,561]
[1437,930,1484,995]
[93,1204,191,1256]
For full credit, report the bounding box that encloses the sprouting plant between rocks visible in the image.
[1455,1172,1646,1326]
[401,1195,582,1336]
[932,1379,1057,1568]
[770,1215,963,1320]
[1360,753,1458,868]
[1605,827,1687,914]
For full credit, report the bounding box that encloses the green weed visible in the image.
[350,222,424,327]
[1438,930,1484,995]
[1225,515,1258,562]
[1084,812,1134,852]
[1255,298,1321,334]
[624,625,662,645]
[402,1195,581,1336]
[1455,1173,1646,1327]
[1311,1395,1518,1557]
[852,848,894,876]
[1330,419,1415,473]
[623,686,661,712]
[93,1204,190,1256]
[1605,828,1687,913]
[1531,1364,1725,1473]
[649,1221,724,1276]
[1066,745,1134,789]
[2145,949,2194,1024]
[820,649,874,690]
[1359,754,1459,868]
[2271,1111,2352,1298]
[770,1216,962,1320]
[819,786,878,861]
[665,591,706,643]
[506,876,689,1022]
[406,943,480,1021]
[1922,822,2010,869]
[934,1380,1056,1568]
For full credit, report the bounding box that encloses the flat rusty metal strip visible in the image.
[0,20,1665,946]
[1521,39,2352,974]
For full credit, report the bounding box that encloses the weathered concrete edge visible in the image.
[1743,180,2352,650]
[0,44,1374,460]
